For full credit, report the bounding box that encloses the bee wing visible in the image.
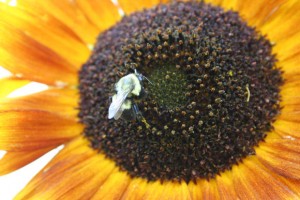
[108,89,132,119]
[113,108,124,120]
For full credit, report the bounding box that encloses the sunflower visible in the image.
[1,0,300,199]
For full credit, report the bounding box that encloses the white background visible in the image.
[0,147,62,200]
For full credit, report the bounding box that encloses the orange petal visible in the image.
[0,88,79,117]
[220,0,287,27]
[280,178,300,195]
[277,104,300,122]
[204,0,222,6]
[120,179,165,200]
[157,181,191,200]
[279,54,300,78]
[188,179,220,200]
[260,0,300,42]
[273,31,300,62]
[0,146,53,175]
[91,171,130,200]
[76,0,121,31]
[232,157,297,199]
[256,138,300,180]
[0,110,82,151]
[0,77,29,98]
[215,172,237,200]
[0,3,90,68]
[281,85,300,99]
[17,0,100,44]
[283,74,300,84]
[15,137,116,200]
[122,179,191,200]
[58,170,116,199]
[274,120,300,139]
[281,95,300,107]
[0,23,78,86]
[219,0,239,11]
[279,88,300,119]
[118,0,170,15]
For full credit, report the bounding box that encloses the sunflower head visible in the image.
[79,1,283,183]
[1,0,300,199]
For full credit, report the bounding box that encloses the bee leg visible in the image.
[132,103,143,121]
[133,103,150,129]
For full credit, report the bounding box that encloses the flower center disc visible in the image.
[79,2,283,182]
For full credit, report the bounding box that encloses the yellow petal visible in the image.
[91,171,130,200]
[121,179,165,200]
[118,0,170,15]
[205,0,223,6]
[219,0,239,11]
[188,179,220,200]
[281,84,300,99]
[0,77,29,98]
[277,111,300,123]
[279,54,300,78]
[122,179,191,200]
[273,31,300,62]
[215,172,237,200]
[220,0,288,29]
[260,0,300,42]
[274,120,300,139]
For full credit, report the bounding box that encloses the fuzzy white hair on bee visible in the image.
[108,70,143,120]
[115,73,142,96]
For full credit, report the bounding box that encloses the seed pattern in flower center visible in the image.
[79,2,283,182]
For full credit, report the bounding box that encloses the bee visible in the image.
[108,69,147,120]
